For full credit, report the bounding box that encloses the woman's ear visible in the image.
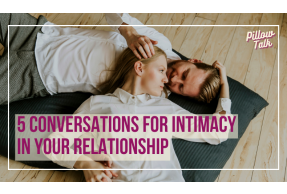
[134,61,144,77]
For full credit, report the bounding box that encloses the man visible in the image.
[107,13,221,103]
[0,13,227,107]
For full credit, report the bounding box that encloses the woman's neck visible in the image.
[121,74,144,96]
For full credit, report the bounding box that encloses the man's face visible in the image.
[165,61,209,97]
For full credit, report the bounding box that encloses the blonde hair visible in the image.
[195,63,221,103]
[98,46,168,96]
[167,60,221,103]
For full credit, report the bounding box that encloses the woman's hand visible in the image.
[74,155,118,182]
[82,161,118,182]
[118,23,158,59]
[88,153,113,168]
[87,153,119,178]
[212,60,228,85]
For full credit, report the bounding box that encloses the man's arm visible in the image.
[171,104,231,145]
[118,22,157,59]
[212,60,231,115]
[171,60,232,144]
[105,13,181,60]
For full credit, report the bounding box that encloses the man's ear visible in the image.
[134,61,144,76]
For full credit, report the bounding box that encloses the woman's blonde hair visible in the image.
[98,46,168,96]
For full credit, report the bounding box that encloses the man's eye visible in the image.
[182,71,186,80]
[179,84,183,93]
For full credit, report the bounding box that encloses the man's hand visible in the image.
[127,33,158,59]
[118,23,158,59]
[212,60,228,85]
[212,60,230,100]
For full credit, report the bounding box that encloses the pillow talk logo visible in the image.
[246,30,276,49]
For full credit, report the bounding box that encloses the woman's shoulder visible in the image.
[74,94,120,114]
[149,95,190,113]
[90,93,120,104]
[149,95,175,106]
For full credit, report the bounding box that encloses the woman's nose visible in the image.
[163,74,168,83]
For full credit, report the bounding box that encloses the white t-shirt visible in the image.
[34,13,181,95]
[36,13,233,182]
[44,88,232,182]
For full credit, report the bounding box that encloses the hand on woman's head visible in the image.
[118,23,158,60]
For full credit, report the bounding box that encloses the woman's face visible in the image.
[141,55,168,96]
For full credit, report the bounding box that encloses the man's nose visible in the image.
[170,75,183,84]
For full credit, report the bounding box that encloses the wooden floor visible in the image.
[0,13,286,182]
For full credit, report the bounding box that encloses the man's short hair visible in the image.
[192,62,220,103]
[168,60,221,103]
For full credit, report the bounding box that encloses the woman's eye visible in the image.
[160,70,164,73]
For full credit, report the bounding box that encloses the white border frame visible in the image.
[8,24,280,171]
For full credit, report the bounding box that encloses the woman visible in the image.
[43,46,231,182]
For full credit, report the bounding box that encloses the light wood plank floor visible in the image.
[0,13,286,182]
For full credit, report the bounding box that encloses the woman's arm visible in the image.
[42,98,92,168]
[42,97,118,182]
